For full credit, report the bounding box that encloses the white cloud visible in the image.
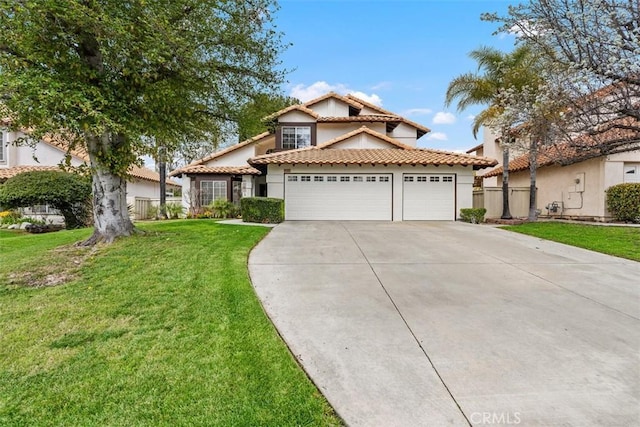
[465,114,476,121]
[426,132,448,141]
[433,112,456,125]
[289,81,382,106]
[370,81,392,91]
[401,108,433,117]
[350,91,383,106]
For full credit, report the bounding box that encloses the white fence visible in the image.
[129,197,182,220]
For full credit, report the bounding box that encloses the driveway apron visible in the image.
[248,221,640,426]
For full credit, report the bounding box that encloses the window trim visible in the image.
[200,180,228,206]
[276,122,316,150]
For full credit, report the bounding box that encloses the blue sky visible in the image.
[275,0,518,152]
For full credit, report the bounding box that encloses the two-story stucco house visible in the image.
[171,92,497,221]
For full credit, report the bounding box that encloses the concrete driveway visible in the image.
[248,221,640,426]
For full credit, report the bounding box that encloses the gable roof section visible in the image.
[344,94,430,137]
[263,105,319,121]
[303,92,364,110]
[249,145,497,170]
[169,164,260,177]
[185,131,272,167]
[317,126,415,150]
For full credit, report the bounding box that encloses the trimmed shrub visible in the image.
[459,208,487,224]
[0,170,92,229]
[208,199,237,219]
[606,183,640,223]
[240,197,284,223]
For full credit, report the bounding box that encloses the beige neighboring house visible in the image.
[171,92,497,220]
[470,127,640,221]
[0,128,179,217]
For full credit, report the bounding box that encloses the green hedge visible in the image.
[606,183,640,223]
[240,197,284,224]
[459,208,487,224]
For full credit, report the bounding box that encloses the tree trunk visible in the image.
[528,140,538,221]
[501,147,512,219]
[159,145,167,219]
[80,133,136,245]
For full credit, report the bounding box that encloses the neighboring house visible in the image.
[0,128,179,211]
[473,127,640,221]
[171,92,497,221]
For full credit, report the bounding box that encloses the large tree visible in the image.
[445,45,540,219]
[483,0,640,155]
[0,0,287,244]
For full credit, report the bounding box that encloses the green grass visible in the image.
[501,222,640,262]
[0,221,341,426]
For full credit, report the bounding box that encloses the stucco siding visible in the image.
[205,144,255,167]
[388,123,417,147]
[128,180,162,199]
[305,98,349,117]
[508,158,608,219]
[317,123,386,144]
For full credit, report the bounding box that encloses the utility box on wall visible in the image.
[575,173,585,192]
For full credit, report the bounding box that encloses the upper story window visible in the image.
[282,126,311,150]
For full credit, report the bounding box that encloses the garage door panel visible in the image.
[285,174,392,220]
[403,174,455,220]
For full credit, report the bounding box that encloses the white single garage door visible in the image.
[403,174,455,220]
[285,173,392,220]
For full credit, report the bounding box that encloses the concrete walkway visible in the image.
[248,221,640,426]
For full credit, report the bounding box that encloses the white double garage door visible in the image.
[284,173,455,221]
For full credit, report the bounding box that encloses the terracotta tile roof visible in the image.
[466,143,484,154]
[0,165,62,181]
[317,126,416,150]
[317,115,401,123]
[169,164,261,176]
[344,94,431,137]
[249,147,497,169]
[185,132,272,167]
[303,92,364,110]
[263,105,319,121]
[127,165,179,186]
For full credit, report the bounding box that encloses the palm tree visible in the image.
[445,45,536,219]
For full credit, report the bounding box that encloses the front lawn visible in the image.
[501,222,640,262]
[0,221,341,426]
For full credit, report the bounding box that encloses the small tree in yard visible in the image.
[0,171,92,229]
[0,0,287,244]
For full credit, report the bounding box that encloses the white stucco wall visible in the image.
[305,98,349,117]
[127,179,164,199]
[205,144,256,167]
[266,164,475,221]
[317,123,386,144]
[388,123,417,147]
[0,130,85,168]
